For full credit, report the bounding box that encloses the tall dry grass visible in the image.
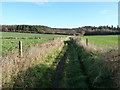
[0,31,2,89]
[2,37,69,88]
[75,37,120,88]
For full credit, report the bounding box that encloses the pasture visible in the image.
[1,32,66,55]
[82,35,119,49]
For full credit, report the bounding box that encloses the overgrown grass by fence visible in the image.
[2,37,68,88]
[74,37,118,88]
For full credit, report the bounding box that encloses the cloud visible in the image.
[34,0,48,5]
[7,0,47,1]
[33,0,53,7]
[2,0,119,2]
[17,0,49,6]
[100,10,111,15]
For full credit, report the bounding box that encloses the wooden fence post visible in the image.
[19,41,23,57]
[86,38,88,46]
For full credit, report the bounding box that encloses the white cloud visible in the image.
[33,0,53,7]
[1,0,119,2]
[6,0,45,1]
[100,10,111,14]
[34,0,48,5]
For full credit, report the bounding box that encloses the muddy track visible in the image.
[51,47,68,88]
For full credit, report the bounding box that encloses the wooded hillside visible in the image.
[2,25,120,35]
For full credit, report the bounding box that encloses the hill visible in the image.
[2,25,120,35]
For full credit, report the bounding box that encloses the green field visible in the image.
[82,35,119,49]
[1,32,66,55]
[1,33,119,55]
[2,32,66,38]
[2,33,118,88]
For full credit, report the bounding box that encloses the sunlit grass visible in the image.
[1,32,66,38]
[82,35,118,49]
[1,32,67,55]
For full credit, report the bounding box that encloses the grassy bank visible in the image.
[13,44,68,88]
[2,37,68,88]
[74,38,115,88]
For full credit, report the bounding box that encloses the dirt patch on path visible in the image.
[51,44,68,88]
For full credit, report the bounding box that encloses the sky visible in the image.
[2,2,118,28]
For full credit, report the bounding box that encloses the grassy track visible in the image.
[59,38,115,88]
[2,33,118,88]
[59,40,89,88]
[82,35,118,49]
[2,36,116,88]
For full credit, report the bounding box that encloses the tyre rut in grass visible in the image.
[51,41,68,88]
[59,39,89,88]
[52,39,89,88]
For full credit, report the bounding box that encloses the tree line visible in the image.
[1,25,120,35]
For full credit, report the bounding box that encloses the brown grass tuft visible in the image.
[2,37,69,88]
[74,37,120,88]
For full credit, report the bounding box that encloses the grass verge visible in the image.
[74,38,115,88]
[2,37,68,88]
